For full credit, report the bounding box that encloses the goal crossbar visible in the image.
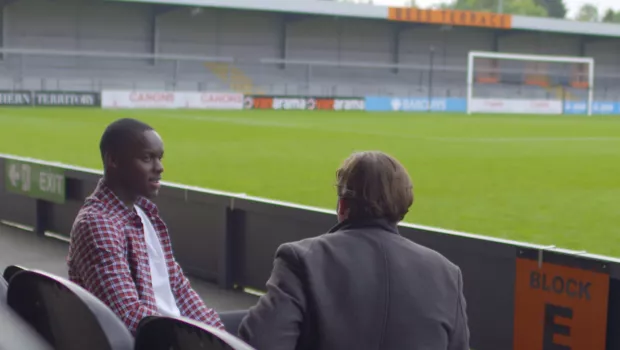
[467,51,595,116]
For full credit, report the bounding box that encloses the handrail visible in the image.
[0,47,235,63]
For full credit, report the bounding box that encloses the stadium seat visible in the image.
[219,310,249,335]
[6,269,134,350]
[3,264,27,283]
[135,316,256,350]
[0,271,53,350]
[0,276,7,294]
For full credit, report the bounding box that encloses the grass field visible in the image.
[1,108,619,257]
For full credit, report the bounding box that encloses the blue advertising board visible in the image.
[564,101,620,115]
[366,96,620,115]
[365,97,467,112]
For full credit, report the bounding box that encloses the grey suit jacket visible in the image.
[238,218,470,350]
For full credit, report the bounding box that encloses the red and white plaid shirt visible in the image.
[67,178,224,335]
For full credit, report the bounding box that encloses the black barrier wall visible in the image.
[0,154,619,350]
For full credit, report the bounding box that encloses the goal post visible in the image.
[467,51,595,116]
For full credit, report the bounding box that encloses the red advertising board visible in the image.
[243,96,364,111]
[244,96,274,110]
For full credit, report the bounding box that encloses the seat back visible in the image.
[0,270,53,350]
[0,276,7,298]
[3,264,26,283]
[135,316,256,350]
[6,269,134,350]
[219,310,248,335]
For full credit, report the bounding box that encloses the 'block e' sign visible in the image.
[530,272,591,300]
[514,258,609,350]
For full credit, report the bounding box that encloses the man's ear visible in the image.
[103,152,118,170]
[337,198,349,220]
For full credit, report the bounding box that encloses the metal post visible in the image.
[0,5,5,61]
[306,64,312,96]
[498,0,504,13]
[428,46,435,112]
[587,59,594,116]
[561,86,566,114]
[18,54,24,90]
[173,60,179,91]
[35,200,49,237]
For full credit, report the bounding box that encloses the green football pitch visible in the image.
[1,108,619,257]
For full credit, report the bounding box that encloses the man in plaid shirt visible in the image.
[67,118,224,335]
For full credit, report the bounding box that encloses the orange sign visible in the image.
[315,98,335,110]
[514,258,609,350]
[388,8,512,29]
[250,97,274,110]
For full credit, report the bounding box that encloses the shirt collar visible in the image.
[90,178,159,222]
[328,217,400,235]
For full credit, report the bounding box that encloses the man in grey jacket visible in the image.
[238,151,470,350]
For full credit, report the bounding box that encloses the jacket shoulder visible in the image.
[273,234,326,268]
[390,235,463,285]
[408,238,458,266]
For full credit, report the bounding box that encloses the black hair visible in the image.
[99,118,154,162]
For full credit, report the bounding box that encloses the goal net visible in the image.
[467,51,594,115]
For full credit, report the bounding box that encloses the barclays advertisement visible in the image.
[564,101,620,115]
[365,97,467,112]
[366,96,620,115]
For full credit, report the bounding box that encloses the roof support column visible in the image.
[0,0,18,61]
[278,14,307,70]
[278,14,288,69]
[492,31,500,52]
[391,23,406,74]
[150,5,175,65]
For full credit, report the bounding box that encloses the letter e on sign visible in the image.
[513,257,609,350]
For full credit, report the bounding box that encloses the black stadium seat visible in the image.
[219,310,249,334]
[0,271,53,350]
[0,276,7,294]
[6,269,134,350]
[135,316,256,350]
[3,264,26,283]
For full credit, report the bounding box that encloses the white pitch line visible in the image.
[430,136,620,142]
[145,111,620,143]
[2,109,616,144]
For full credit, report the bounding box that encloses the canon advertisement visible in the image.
[101,90,244,110]
[244,96,365,111]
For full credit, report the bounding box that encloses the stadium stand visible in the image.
[1,1,620,348]
[1,0,619,101]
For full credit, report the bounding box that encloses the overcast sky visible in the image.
[371,0,620,18]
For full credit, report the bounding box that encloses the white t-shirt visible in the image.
[135,205,181,317]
